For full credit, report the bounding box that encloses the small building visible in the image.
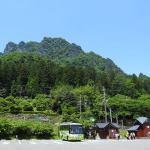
[96,123,120,139]
[127,117,150,138]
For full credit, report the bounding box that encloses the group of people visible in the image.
[126,132,135,140]
[112,132,120,139]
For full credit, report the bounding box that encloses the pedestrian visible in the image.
[118,133,120,140]
[133,132,135,139]
[130,132,133,140]
[113,133,115,139]
[115,133,118,139]
[126,132,129,140]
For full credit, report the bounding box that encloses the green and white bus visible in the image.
[60,122,84,141]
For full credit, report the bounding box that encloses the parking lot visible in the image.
[0,139,150,150]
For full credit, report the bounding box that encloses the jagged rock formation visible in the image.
[3,37,124,74]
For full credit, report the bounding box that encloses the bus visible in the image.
[60,122,84,141]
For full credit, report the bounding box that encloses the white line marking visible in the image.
[66,142,75,144]
[41,141,49,144]
[18,140,21,144]
[29,141,37,144]
[52,141,64,144]
[3,141,10,144]
[80,142,88,144]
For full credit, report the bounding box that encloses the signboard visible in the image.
[90,118,95,122]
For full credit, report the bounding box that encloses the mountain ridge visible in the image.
[3,37,124,74]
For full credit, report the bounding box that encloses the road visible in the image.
[0,139,149,150]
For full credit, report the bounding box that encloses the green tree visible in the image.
[49,85,74,113]
[0,118,12,136]
[10,105,22,113]
[75,65,85,87]
[84,65,96,84]
[36,99,46,111]
[62,64,76,86]
[33,123,53,136]
[23,102,33,111]
[100,72,109,89]
[25,76,39,98]
[17,65,29,86]
[13,121,31,134]
[125,79,141,98]
[110,74,126,96]
[0,97,9,111]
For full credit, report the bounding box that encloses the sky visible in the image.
[0,0,150,76]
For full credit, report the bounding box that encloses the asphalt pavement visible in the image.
[0,139,149,150]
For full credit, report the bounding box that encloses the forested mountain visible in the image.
[0,37,150,124]
[3,37,124,74]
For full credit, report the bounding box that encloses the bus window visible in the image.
[71,125,83,134]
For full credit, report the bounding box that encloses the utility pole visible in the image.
[110,108,112,123]
[20,87,22,98]
[102,87,107,123]
[116,113,118,124]
[80,94,81,119]
[121,120,123,129]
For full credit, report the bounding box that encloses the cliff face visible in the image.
[4,37,84,59]
[3,37,124,74]
[4,42,17,54]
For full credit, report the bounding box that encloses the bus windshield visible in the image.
[70,125,83,134]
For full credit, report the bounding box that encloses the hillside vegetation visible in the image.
[0,50,150,125]
[0,37,149,131]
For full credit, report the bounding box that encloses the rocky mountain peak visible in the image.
[4,42,17,55]
[2,37,124,75]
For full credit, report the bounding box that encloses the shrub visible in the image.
[32,123,54,136]
[10,105,22,113]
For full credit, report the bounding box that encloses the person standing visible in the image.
[118,132,120,140]
[133,132,135,139]
[130,132,133,140]
[126,132,129,140]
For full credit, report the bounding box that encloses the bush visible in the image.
[0,118,12,136]
[13,121,31,134]
[23,103,33,111]
[33,123,54,136]
[0,117,54,138]
[10,105,22,113]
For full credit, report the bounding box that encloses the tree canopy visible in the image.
[0,51,150,125]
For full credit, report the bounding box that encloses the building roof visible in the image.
[111,123,121,129]
[96,123,120,129]
[96,123,109,128]
[134,117,149,125]
[127,125,140,131]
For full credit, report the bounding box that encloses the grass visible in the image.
[120,129,127,139]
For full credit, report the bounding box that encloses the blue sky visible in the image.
[0,0,150,76]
